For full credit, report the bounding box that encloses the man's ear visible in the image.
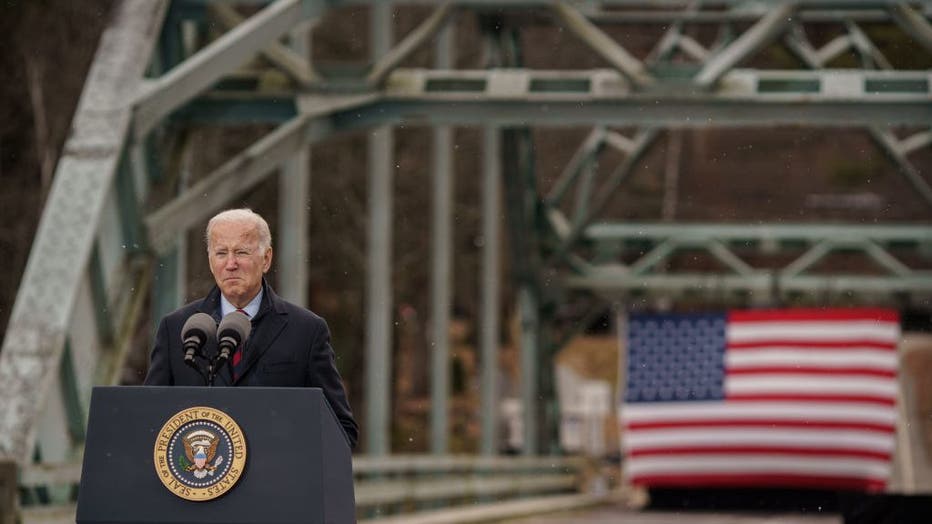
[263,246,273,273]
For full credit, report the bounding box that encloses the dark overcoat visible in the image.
[144,280,358,449]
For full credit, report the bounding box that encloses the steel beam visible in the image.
[368,5,456,88]
[0,0,168,463]
[365,123,394,456]
[501,127,545,456]
[365,2,394,456]
[134,0,325,138]
[551,2,653,88]
[146,115,314,255]
[695,3,799,88]
[480,126,502,456]
[584,223,932,243]
[566,273,932,295]
[429,125,454,454]
[863,239,913,277]
[430,22,454,456]
[628,238,680,276]
[353,98,932,128]
[181,66,932,127]
[193,85,932,129]
[278,25,312,306]
[889,3,932,55]
[869,127,932,210]
[545,128,605,206]
[209,2,320,86]
[566,222,932,299]
[549,128,659,264]
[518,285,539,456]
[375,68,932,126]
[898,130,932,155]
[589,7,932,24]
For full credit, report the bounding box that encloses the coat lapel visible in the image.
[232,283,288,385]
[196,286,223,322]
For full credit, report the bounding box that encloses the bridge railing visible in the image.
[354,454,609,523]
[4,453,608,524]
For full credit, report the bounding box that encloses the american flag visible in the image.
[620,309,900,492]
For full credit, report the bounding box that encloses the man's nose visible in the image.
[224,256,238,270]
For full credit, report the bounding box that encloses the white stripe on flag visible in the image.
[728,321,900,343]
[726,349,897,369]
[725,376,897,397]
[624,428,895,453]
[626,456,890,478]
[621,401,897,425]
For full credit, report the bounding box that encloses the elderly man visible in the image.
[144,208,358,448]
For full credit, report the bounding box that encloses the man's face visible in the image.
[208,220,272,307]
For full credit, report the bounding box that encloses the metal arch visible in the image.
[0,0,169,463]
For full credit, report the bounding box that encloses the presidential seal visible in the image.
[153,406,247,501]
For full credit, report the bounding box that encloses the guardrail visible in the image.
[354,454,607,523]
[6,454,607,524]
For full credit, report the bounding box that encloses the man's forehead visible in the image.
[209,222,259,243]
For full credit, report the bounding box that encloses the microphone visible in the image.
[181,313,217,366]
[216,311,251,366]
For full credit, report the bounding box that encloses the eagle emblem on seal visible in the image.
[181,429,224,479]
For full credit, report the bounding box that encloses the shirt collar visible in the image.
[220,288,263,319]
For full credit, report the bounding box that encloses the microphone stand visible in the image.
[183,347,225,386]
[206,354,230,387]
[184,357,210,386]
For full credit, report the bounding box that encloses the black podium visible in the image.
[76,386,355,524]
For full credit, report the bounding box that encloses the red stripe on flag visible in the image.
[729,309,900,323]
[626,447,892,461]
[726,367,896,378]
[727,340,896,350]
[726,394,896,406]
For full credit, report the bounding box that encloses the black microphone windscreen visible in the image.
[218,311,251,344]
[181,312,217,344]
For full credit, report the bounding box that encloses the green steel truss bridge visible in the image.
[1,0,931,520]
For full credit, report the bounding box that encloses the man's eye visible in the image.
[236,250,250,257]
[215,251,228,257]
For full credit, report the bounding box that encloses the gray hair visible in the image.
[205,208,272,252]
